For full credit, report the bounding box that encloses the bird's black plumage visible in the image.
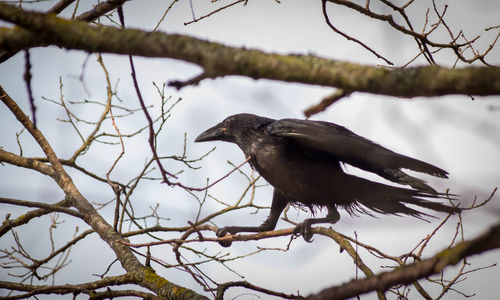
[195,113,459,245]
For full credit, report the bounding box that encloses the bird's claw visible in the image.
[216,227,233,247]
[293,221,314,243]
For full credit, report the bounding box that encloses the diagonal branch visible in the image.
[306,222,500,300]
[303,89,351,117]
[1,85,143,273]
[184,0,246,26]
[77,0,127,22]
[0,86,209,300]
[46,0,78,15]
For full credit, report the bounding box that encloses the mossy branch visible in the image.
[0,3,499,97]
[306,222,500,300]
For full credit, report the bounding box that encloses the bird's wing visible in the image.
[267,119,448,192]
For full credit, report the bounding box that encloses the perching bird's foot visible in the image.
[216,227,233,247]
[294,221,314,243]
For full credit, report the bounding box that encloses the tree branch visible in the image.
[0,197,83,219]
[216,280,303,300]
[0,3,499,97]
[321,0,393,65]
[0,0,127,63]
[304,90,351,117]
[0,197,70,237]
[306,222,500,300]
[0,274,137,299]
[77,0,127,22]
[46,0,77,15]
[0,148,56,179]
[0,86,209,300]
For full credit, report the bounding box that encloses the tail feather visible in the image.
[340,175,460,219]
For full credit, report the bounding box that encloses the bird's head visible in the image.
[195,113,273,144]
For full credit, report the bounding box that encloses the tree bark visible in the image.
[0,3,499,98]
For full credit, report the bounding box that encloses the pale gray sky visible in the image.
[1,0,499,299]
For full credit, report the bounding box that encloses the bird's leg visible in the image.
[216,189,288,247]
[294,206,340,242]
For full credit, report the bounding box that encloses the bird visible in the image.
[195,113,460,246]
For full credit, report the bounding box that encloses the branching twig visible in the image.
[322,0,393,65]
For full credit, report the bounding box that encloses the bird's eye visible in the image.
[223,119,232,128]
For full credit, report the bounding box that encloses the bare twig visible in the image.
[168,72,209,90]
[184,0,245,26]
[304,89,351,117]
[322,0,393,65]
[46,0,77,14]
[23,50,36,128]
[153,0,179,31]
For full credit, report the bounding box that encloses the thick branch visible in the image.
[0,0,126,62]
[0,197,83,219]
[0,148,56,179]
[0,3,499,97]
[0,274,137,299]
[306,222,500,300]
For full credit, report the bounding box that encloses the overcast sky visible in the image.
[1,0,499,299]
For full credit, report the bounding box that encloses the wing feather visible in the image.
[267,119,448,192]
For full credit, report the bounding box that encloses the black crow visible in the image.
[195,114,459,246]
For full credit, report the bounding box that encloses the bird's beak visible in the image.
[195,123,227,143]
